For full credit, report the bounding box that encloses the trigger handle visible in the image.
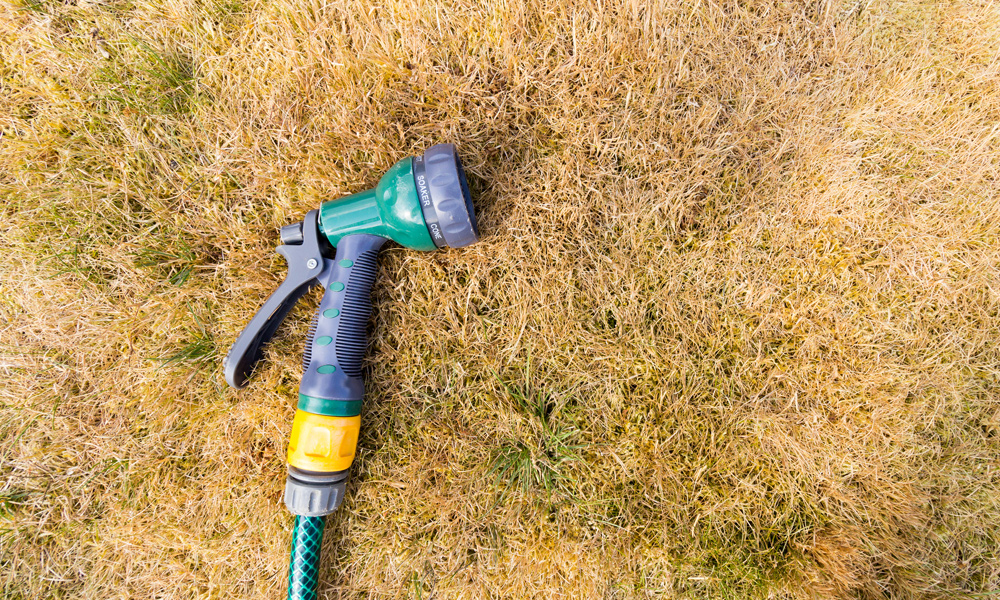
[224,210,326,389]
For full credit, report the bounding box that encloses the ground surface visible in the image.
[2,0,1000,598]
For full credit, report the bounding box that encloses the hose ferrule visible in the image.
[284,467,348,517]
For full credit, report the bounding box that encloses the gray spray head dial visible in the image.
[413,143,480,249]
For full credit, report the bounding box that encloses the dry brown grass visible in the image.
[3,0,1000,598]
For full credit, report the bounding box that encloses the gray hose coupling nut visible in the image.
[284,467,349,517]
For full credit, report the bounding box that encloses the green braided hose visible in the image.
[287,516,325,600]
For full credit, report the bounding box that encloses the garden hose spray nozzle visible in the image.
[223,144,479,600]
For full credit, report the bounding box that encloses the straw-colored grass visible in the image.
[3,0,999,598]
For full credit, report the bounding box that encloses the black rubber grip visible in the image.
[299,234,387,405]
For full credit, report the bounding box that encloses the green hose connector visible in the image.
[287,515,325,600]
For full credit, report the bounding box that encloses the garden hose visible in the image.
[223,143,480,598]
[287,516,324,600]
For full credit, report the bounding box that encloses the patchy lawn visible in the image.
[2,0,999,597]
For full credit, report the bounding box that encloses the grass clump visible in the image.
[3,0,1000,598]
[490,373,581,496]
[95,38,197,115]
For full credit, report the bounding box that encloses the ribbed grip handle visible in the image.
[298,234,387,416]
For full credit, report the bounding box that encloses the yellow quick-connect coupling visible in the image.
[287,410,360,473]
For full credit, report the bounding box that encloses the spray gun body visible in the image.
[223,144,478,599]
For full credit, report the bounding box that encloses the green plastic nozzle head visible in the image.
[318,143,479,251]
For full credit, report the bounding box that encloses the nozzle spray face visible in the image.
[412,143,479,249]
